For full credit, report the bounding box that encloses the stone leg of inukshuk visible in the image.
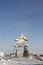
[16,46,21,57]
[23,44,29,57]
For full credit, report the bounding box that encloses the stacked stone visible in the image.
[15,34,29,57]
[23,44,29,57]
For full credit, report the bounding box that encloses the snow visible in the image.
[0,58,43,65]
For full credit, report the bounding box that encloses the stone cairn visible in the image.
[14,34,29,57]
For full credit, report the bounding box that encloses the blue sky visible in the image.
[0,0,43,53]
